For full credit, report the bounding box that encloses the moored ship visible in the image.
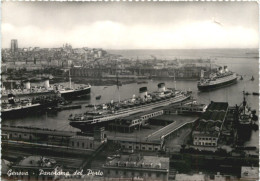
[69,83,191,132]
[1,94,60,119]
[2,78,91,100]
[56,84,91,99]
[1,79,55,98]
[56,70,91,99]
[198,66,237,91]
[236,93,258,142]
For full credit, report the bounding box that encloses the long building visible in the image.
[108,109,164,133]
[192,102,229,147]
[103,154,169,181]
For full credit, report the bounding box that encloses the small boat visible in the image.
[251,76,255,81]
[85,104,94,108]
[96,95,101,100]
[240,76,243,80]
[244,92,251,96]
[252,92,259,96]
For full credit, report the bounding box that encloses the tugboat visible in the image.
[96,95,102,100]
[69,83,191,133]
[236,92,258,142]
[198,66,237,91]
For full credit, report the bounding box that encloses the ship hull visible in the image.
[237,124,252,142]
[70,94,191,132]
[2,104,45,119]
[1,100,59,120]
[2,91,56,101]
[60,87,91,99]
[198,77,237,91]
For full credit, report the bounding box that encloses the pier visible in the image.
[147,116,198,141]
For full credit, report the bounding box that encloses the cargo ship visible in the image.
[69,83,191,132]
[1,94,60,119]
[198,66,237,91]
[236,92,258,142]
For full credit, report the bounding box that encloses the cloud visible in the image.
[2,20,258,49]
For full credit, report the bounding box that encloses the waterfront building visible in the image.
[103,154,169,181]
[117,139,162,152]
[108,109,164,133]
[192,102,228,147]
[164,102,207,115]
[175,172,237,181]
[2,126,106,154]
[175,172,205,181]
[11,39,18,52]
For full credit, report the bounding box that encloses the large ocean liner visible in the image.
[198,66,237,91]
[1,94,61,119]
[2,77,91,100]
[56,70,91,99]
[69,83,191,132]
[1,79,55,98]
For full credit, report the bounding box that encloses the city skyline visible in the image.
[2,2,259,49]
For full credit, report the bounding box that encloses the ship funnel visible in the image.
[8,93,15,104]
[44,79,50,89]
[24,81,31,89]
[200,70,204,78]
[139,87,148,100]
[158,83,166,92]
[219,67,223,74]
[224,66,228,72]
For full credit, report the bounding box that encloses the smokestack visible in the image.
[158,83,166,92]
[139,87,148,100]
[24,81,31,89]
[224,66,228,72]
[219,67,223,74]
[44,79,50,89]
[200,70,204,78]
[8,94,15,104]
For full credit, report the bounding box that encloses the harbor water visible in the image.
[2,49,259,147]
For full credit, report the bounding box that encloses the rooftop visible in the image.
[120,108,163,121]
[175,173,205,181]
[193,102,228,135]
[207,102,228,111]
[16,156,56,168]
[104,154,169,171]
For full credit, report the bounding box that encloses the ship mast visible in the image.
[69,69,72,89]
[242,91,247,115]
[116,72,121,102]
[174,72,177,90]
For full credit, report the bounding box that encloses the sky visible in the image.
[1,2,259,49]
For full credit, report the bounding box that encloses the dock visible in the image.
[147,115,198,140]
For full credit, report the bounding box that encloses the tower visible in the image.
[11,39,18,52]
